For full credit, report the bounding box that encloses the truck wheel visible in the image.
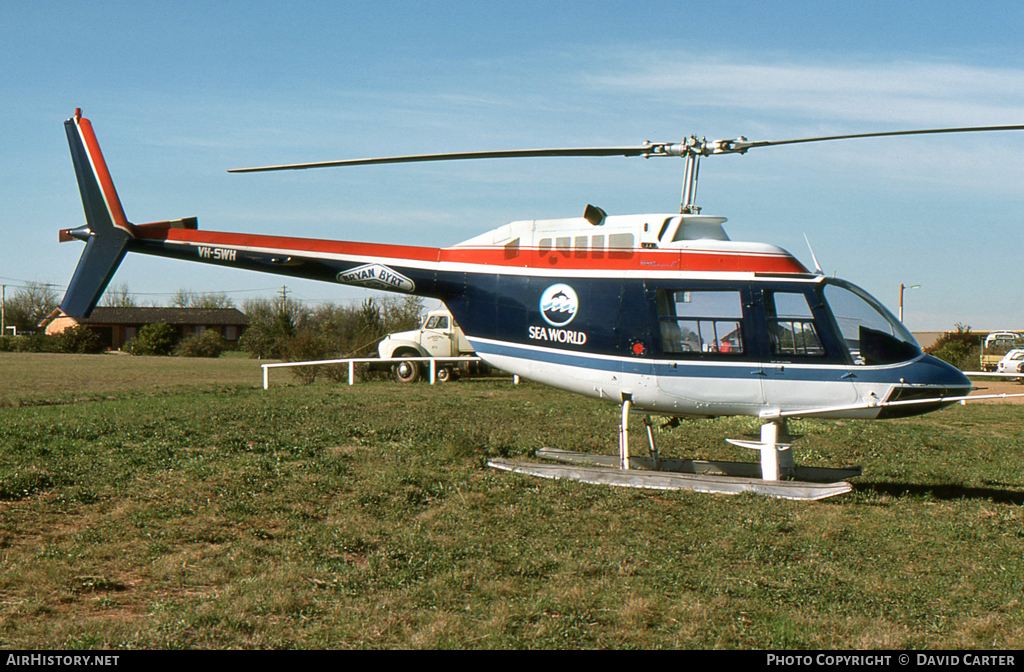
[394,357,421,383]
[437,366,459,383]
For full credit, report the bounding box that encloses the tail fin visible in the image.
[59,109,135,317]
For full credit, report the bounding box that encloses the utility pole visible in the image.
[1,285,5,335]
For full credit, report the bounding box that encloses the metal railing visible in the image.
[261,356,486,389]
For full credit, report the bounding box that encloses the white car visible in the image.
[996,349,1024,374]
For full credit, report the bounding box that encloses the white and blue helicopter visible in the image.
[56,110,1024,499]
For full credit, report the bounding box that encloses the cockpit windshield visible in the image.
[823,279,921,365]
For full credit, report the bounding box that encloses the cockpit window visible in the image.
[823,280,921,365]
[657,289,745,355]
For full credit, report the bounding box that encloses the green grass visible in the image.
[0,352,1021,648]
[0,352,262,405]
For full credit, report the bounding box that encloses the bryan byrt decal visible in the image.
[336,264,415,292]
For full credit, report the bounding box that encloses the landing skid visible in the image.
[488,454,855,500]
[487,398,861,501]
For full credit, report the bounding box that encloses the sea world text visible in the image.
[529,325,587,345]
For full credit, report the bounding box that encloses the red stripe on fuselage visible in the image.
[136,227,443,262]
[75,117,131,232]
[439,245,808,273]
[135,228,808,274]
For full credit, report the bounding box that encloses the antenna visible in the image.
[803,234,823,275]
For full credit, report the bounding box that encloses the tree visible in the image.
[170,289,235,309]
[5,282,59,333]
[236,293,424,364]
[381,295,424,334]
[237,295,309,359]
[101,283,138,308]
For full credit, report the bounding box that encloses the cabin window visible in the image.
[765,291,824,358]
[425,315,448,330]
[608,233,634,249]
[823,280,921,365]
[657,289,744,355]
[574,235,588,258]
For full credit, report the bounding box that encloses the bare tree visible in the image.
[101,283,138,308]
[7,281,60,332]
[170,289,235,309]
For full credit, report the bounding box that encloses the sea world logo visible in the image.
[539,283,579,327]
[336,264,415,292]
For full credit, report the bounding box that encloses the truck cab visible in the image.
[377,307,475,382]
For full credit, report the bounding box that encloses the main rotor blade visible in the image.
[733,124,1024,152]
[228,145,667,173]
[229,124,1024,173]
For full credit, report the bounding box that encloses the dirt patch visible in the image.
[969,380,1024,404]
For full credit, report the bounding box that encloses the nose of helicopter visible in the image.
[914,353,973,390]
[873,354,973,418]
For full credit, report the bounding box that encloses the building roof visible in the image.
[68,307,248,326]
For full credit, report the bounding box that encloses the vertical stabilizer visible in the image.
[59,109,135,317]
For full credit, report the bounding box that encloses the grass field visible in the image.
[0,352,1022,649]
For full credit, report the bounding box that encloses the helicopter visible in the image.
[54,109,1024,500]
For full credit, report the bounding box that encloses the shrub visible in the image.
[4,333,56,353]
[174,330,227,358]
[53,325,104,354]
[924,323,980,370]
[283,330,338,384]
[126,322,178,356]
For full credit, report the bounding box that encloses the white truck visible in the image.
[376,307,486,382]
[981,332,1024,371]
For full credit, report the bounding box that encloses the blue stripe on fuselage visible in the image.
[471,337,969,388]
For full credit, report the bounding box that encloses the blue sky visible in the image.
[2,1,1023,330]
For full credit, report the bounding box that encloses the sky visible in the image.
[2,0,1023,331]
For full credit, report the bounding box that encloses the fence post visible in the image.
[349,360,355,386]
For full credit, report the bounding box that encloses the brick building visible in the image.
[42,307,248,351]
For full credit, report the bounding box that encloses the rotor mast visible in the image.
[681,150,701,214]
[672,136,755,214]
